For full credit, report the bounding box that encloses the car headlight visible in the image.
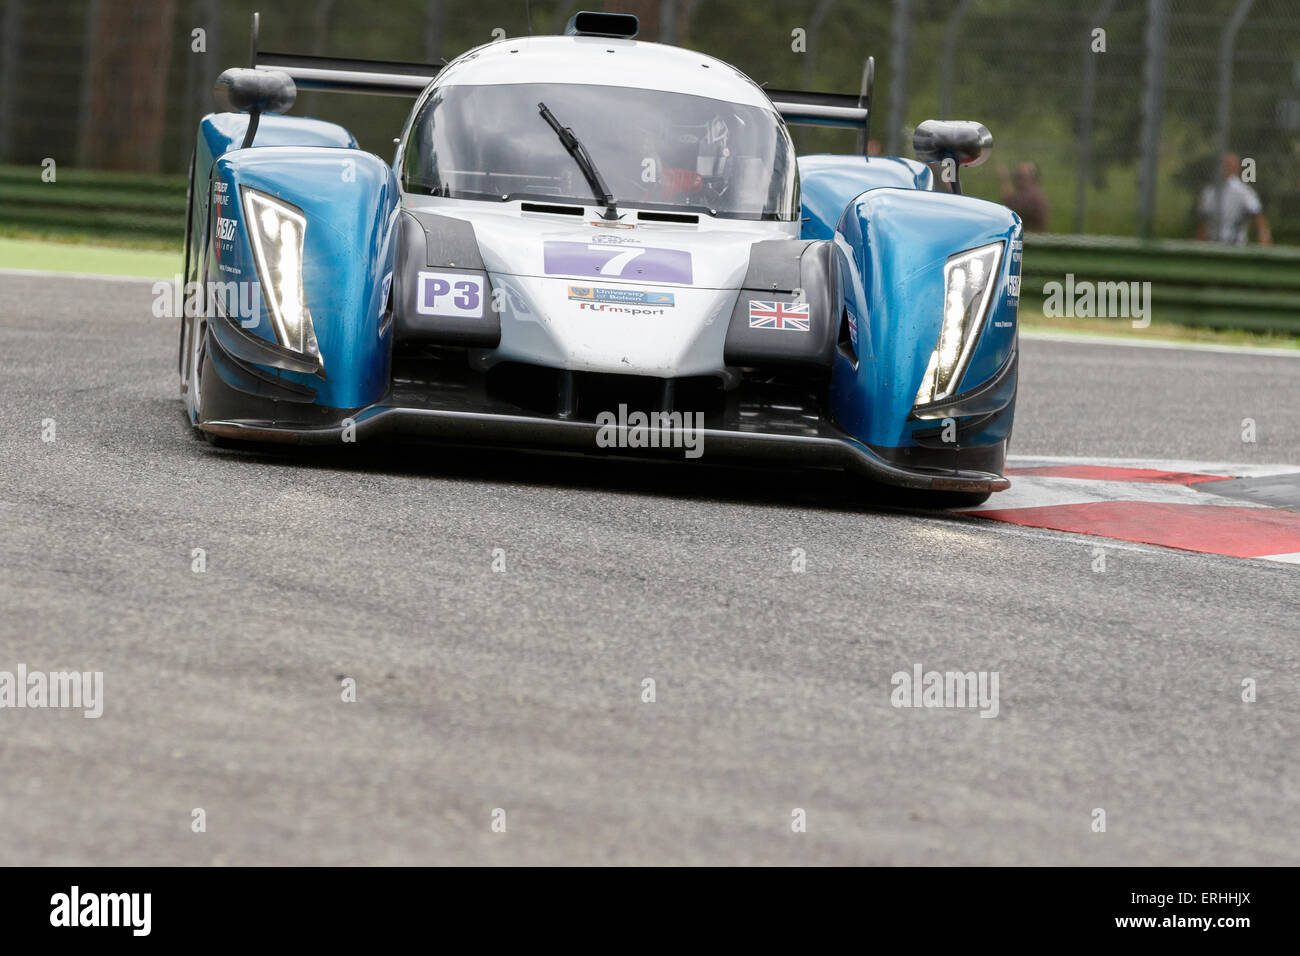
[240,187,321,365]
[914,241,1004,406]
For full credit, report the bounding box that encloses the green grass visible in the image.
[0,222,184,252]
[1023,313,1300,350]
[0,237,181,278]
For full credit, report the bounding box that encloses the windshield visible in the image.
[402,82,799,221]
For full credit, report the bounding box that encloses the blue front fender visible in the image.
[209,147,400,410]
[828,187,1022,450]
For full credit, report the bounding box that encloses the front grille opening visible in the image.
[387,353,835,439]
[484,363,726,420]
[637,210,700,224]
[521,202,585,216]
[836,306,858,364]
[733,370,828,435]
[572,371,721,421]
[485,362,564,415]
[392,344,470,386]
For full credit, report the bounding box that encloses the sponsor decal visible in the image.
[416,271,485,319]
[1007,274,1020,299]
[748,300,810,332]
[577,302,666,317]
[1010,237,1023,263]
[215,216,237,241]
[544,241,692,284]
[591,234,639,244]
[568,286,675,307]
[212,180,230,207]
[378,272,393,320]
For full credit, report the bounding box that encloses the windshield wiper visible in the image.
[537,102,619,221]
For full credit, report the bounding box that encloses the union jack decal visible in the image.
[748,300,811,332]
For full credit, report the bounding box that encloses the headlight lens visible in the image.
[240,187,321,364]
[914,241,1003,406]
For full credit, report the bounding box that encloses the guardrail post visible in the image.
[74,0,100,168]
[1213,0,1257,238]
[803,0,838,91]
[886,0,912,157]
[0,0,22,164]
[938,0,972,120]
[314,0,336,54]
[1074,0,1118,233]
[1136,0,1168,239]
[659,0,679,43]
[1215,0,1256,162]
[799,0,838,151]
[424,0,444,62]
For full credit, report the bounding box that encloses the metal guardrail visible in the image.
[1,166,1296,335]
[0,164,186,243]
[1020,233,1300,334]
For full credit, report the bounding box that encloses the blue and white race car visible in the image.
[181,11,1021,505]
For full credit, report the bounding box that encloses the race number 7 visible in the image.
[588,245,645,276]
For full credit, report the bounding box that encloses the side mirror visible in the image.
[214,68,296,149]
[912,120,992,195]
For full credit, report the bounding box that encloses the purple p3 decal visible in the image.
[543,242,693,285]
[417,271,485,319]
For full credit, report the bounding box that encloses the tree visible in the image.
[77,0,177,172]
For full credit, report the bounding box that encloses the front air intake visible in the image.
[637,210,699,224]
[564,12,639,39]
[521,202,585,216]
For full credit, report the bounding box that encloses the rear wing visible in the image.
[256,50,438,96]
[249,13,874,151]
[764,56,874,143]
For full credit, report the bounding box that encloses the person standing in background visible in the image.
[1197,152,1272,245]
[996,162,1049,231]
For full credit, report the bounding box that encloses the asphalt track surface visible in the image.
[1,272,1297,865]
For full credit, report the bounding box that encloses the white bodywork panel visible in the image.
[397,35,801,379]
[404,197,798,377]
[432,35,773,109]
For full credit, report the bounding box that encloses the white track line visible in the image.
[947,516,1167,555]
[1021,330,1300,358]
[967,474,1270,512]
[1006,455,1300,479]
[0,267,163,283]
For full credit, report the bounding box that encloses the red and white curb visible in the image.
[963,456,1300,563]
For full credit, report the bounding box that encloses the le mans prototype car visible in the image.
[181,11,1021,505]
